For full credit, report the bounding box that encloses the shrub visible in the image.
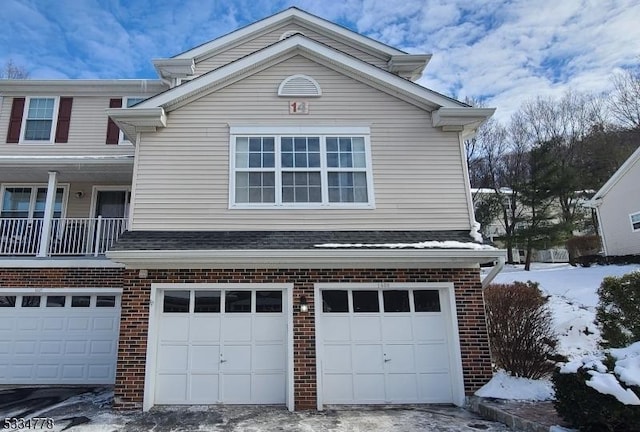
[484,281,558,379]
[553,355,640,432]
[597,271,640,348]
[566,235,601,265]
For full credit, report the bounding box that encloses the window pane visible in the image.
[383,290,410,312]
[163,290,190,313]
[71,296,91,307]
[0,296,16,307]
[236,172,275,203]
[195,291,221,313]
[126,97,144,107]
[46,296,66,307]
[96,296,116,307]
[25,98,54,141]
[632,213,640,230]
[414,290,441,312]
[22,296,40,307]
[256,291,282,312]
[353,291,379,312]
[322,290,348,312]
[34,187,64,218]
[282,172,321,203]
[328,172,368,203]
[225,291,251,313]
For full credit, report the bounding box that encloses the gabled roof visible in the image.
[173,7,406,61]
[108,35,494,142]
[586,145,640,206]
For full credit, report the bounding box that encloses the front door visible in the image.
[94,190,128,218]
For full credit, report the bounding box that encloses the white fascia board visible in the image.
[432,107,496,136]
[173,8,405,61]
[107,248,507,269]
[0,155,133,166]
[388,54,432,80]
[137,35,465,112]
[589,145,640,202]
[0,80,167,96]
[106,107,167,143]
[152,58,196,80]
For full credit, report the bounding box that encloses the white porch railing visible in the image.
[0,217,127,257]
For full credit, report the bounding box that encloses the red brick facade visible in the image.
[114,267,492,410]
[0,266,492,410]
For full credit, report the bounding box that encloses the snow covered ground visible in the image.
[477,262,640,401]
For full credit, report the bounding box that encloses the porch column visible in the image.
[37,171,58,258]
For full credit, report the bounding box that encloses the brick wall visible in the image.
[0,267,123,288]
[114,267,492,411]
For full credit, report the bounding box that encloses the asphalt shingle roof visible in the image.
[111,230,475,251]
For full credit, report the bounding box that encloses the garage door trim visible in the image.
[314,282,464,410]
[144,283,294,411]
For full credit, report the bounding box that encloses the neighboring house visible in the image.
[0,8,504,412]
[586,145,640,256]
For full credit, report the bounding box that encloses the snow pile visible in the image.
[558,342,640,406]
[315,240,496,250]
[469,221,484,242]
[475,370,554,401]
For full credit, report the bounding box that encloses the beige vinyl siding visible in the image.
[598,160,640,255]
[131,55,472,231]
[194,23,388,75]
[0,96,134,157]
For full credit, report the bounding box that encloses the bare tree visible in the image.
[1,59,29,79]
[609,66,640,130]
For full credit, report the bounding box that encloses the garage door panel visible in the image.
[190,374,219,403]
[90,340,114,355]
[156,374,188,403]
[65,340,88,355]
[93,316,118,331]
[323,374,353,402]
[353,344,383,373]
[15,341,36,354]
[42,317,64,331]
[158,317,188,341]
[222,317,251,342]
[254,316,284,341]
[352,317,380,341]
[12,365,32,378]
[40,341,62,355]
[419,373,453,402]
[68,317,91,331]
[414,316,446,341]
[323,345,351,371]
[36,365,59,379]
[223,345,252,371]
[381,316,413,341]
[191,345,220,372]
[416,344,450,372]
[62,364,84,379]
[354,374,385,401]
[253,374,285,403]
[386,374,418,401]
[322,316,350,341]
[17,319,38,331]
[222,374,252,403]
[88,364,111,380]
[384,345,415,372]
[157,345,189,370]
[253,344,285,371]
[191,317,220,342]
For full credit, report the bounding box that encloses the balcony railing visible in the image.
[0,217,128,257]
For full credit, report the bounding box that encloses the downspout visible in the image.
[481,256,505,288]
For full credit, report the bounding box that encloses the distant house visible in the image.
[0,8,505,411]
[586,145,640,256]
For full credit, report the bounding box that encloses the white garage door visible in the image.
[0,291,121,384]
[154,288,286,405]
[319,286,458,404]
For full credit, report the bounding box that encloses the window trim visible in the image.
[0,183,69,219]
[228,126,375,209]
[630,211,640,232]
[19,96,60,144]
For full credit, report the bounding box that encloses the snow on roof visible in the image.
[314,240,496,250]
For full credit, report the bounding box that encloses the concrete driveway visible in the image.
[0,387,510,431]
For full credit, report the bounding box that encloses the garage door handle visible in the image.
[220,359,227,363]
[384,358,391,363]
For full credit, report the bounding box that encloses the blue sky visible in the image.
[2,0,639,121]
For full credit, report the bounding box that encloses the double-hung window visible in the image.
[230,127,373,208]
[22,97,58,142]
[631,212,640,231]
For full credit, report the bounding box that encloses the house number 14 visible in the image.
[289,100,309,114]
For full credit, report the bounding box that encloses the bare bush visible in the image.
[485,281,558,379]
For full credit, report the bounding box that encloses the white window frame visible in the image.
[119,97,145,145]
[228,126,375,209]
[630,211,640,232]
[20,96,60,144]
[0,183,69,219]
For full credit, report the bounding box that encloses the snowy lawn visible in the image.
[476,262,640,401]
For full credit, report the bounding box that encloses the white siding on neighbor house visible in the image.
[131,55,472,232]
[194,23,388,76]
[0,96,134,156]
[598,159,640,256]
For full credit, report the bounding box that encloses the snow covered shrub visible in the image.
[597,271,640,348]
[484,281,558,379]
[553,343,640,432]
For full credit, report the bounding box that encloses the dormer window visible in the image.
[277,75,322,97]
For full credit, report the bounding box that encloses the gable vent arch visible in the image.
[278,74,322,97]
[279,30,305,40]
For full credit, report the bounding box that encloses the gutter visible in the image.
[481,256,505,288]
